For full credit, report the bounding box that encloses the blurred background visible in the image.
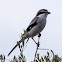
[0,0,62,62]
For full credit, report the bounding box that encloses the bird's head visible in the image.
[36,9,51,16]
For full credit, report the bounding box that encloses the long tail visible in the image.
[8,39,23,56]
[8,32,28,56]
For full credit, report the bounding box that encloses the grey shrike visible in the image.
[8,9,51,56]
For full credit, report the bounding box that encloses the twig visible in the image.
[34,37,40,62]
[38,48,49,50]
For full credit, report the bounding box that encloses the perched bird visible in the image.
[8,9,51,56]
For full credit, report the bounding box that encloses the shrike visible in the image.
[8,9,51,56]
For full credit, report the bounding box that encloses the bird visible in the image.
[8,9,51,56]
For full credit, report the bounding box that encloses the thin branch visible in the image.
[38,48,49,50]
[34,37,40,62]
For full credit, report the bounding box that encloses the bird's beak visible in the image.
[48,12,51,14]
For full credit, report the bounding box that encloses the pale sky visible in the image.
[0,0,62,62]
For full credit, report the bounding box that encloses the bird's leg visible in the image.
[32,34,41,45]
[32,37,37,44]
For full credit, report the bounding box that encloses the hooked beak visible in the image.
[48,12,51,14]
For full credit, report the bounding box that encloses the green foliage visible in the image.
[0,54,5,62]
[0,41,62,62]
[0,50,61,62]
[33,50,61,62]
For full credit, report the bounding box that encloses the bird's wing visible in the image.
[26,17,39,32]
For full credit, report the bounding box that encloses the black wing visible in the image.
[26,17,39,32]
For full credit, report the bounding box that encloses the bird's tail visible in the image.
[8,39,23,56]
[8,33,29,56]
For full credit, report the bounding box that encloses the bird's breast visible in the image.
[37,18,46,31]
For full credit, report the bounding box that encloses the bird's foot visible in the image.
[37,41,40,47]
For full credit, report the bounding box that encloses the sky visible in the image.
[0,0,62,62]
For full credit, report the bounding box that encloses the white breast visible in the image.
[38,14,47,19]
